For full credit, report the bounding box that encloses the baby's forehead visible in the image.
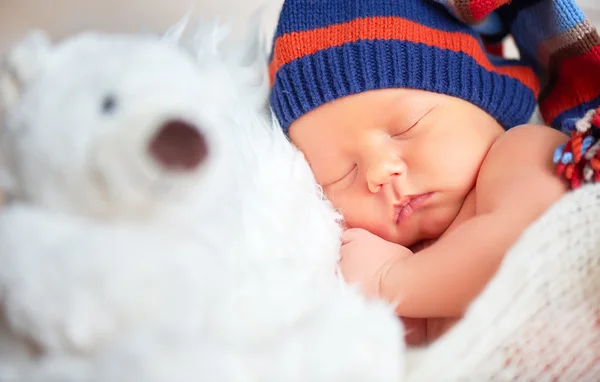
[289,87,493,164]
[290,88,446,134]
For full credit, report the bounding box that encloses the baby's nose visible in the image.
[366,160,405,193]
[148,119,208,171]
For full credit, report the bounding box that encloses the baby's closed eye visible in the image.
[327,164,358,188]
[390,104,438,137]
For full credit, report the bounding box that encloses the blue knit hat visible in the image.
[268,0,540,133]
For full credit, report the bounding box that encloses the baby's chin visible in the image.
[395,207,458,248]
[409,238,437,253]
[390,229,434,249]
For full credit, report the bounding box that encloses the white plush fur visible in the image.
[0,18,404,382]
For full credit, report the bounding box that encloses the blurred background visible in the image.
[1,0,599,58]
[0,0,285,55]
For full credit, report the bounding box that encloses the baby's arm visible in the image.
[381,125,569,318]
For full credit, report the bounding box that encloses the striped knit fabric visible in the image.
[268,0,539,133]
[435,0,600,132]
[268,0,600,134]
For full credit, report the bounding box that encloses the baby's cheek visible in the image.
[333,195,383,231]
[438,159,480,194]
[351,215,393,243]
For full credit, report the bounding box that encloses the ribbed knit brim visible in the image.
[269,0,540,133]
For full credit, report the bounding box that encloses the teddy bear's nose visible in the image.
[148,119,208,171]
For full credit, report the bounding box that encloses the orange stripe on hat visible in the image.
[269,16,539,95]
[541,46,600,125]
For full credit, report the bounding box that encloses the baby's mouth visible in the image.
[394,193,433,224]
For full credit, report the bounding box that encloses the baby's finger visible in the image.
[338,242,361,266]
[341,231,354,245]
[338,241,355,262]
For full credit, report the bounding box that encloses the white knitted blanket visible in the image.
[405,183,600,381]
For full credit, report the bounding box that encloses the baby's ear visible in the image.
[0,30,51,114]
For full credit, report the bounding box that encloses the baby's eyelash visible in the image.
[391,115,421,136]
[392,104,439,136]
[392,122,417,137]
[332,165,357,185]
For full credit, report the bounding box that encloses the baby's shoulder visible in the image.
[486,124,569,165]
[475,124,569,213]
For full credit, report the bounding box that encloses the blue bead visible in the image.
[561,152,574,164]
[582,136,595,154]
[553,144,565,163]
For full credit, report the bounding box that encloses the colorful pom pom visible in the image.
[554,106,600,189]
[581,136,594,153]
[553,143,565,163]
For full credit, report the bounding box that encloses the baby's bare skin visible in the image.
[290,88,569,346]
[398,190,475,345]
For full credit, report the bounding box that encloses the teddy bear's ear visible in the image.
[220,10,270,110]
[162,9,193,45]
[0,30,51,113]
[0,30,50,198]
[0,133,17,196]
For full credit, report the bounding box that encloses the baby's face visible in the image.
[289,88,504,247]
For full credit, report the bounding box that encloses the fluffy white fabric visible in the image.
[0,19,404,382]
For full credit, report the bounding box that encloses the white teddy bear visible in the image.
[0,18,405,382]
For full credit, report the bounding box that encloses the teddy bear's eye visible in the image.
[101,95,117,114]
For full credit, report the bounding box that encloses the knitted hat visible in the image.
[268,0,540,133]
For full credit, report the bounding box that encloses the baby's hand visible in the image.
[339,228,413,300]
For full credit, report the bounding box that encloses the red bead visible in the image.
[571,175,582,189]
[564,140,573,154]
[572,134,583,162]
[593,114,600,128]
[565,163,575,179]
